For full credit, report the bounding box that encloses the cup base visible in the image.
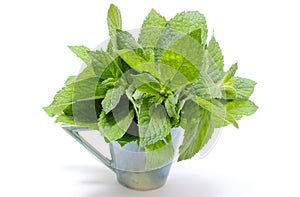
[115,163,172,191]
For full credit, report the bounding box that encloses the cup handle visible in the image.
[61,124,114,171]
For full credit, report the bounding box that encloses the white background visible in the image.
[1,0,300,196]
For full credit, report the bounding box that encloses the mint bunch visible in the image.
[44,4,257,161]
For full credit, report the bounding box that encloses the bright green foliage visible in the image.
[232,77,256,99]
[164,94,178,119]
[44,4,258,163]
[223,63,238,83]
[225,100,258,121]
[169,11,208,45]
[117,49,160,78]
[213,100,258,128]
[55,114,99,130]
[154,25,184,63]
[44,83,74,117]
[88,50,122,80]
[114,30,143,52]
[72,77,107,101]
[44,77,106,117]
[178,100,214,161]
[99,97,134,141]
[68,46,91,66]
[116,133,138,147]
[131,73,162,97]
[160,50,200,89]
[193,96,239,128]
[101,84,125,113]
[107,4,122,36]
[145,133,174,169]
[138,9,167,47]
[207,36,224,72]
[138,9,167,62]
[64,76,77,85]
[192,74,222,99]
[138,96,171,145]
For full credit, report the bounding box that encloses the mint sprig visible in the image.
[44,4,258,162]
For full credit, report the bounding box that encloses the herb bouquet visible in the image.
[44,4,257,190]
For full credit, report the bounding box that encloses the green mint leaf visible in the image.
[88,50,122,80]
[155,25,184,63]
[201,47,225,99]
[65,76,77,85]
[213,99,258,127]
[178,100,214,161]
[73,77,107,101]
[145,133,172,151]
[99,77,116,88]
[145,133,174,169]
[62,103,73,117]
[107,4,122,36]
[128,88,145,115]
[138,9,167,47]
[233,77,257,99]
[169,11,208,45]
[202,50,224,83]
[99,96,134,142]
[192,74,222,99]
[164,94,178,118]
[221,84,237,99]
[166,34,204,70]
[221,77,256,100]
[138,9,167,62]
[187,28,203,44]
[106,40,114,54]
[131,72,159,86]
[207,36,224,72]
[55,114,99,130]
[124,84,139,113]
[176,98,186,118]
[131,73,162,97]
[75,65,97,81]
[140,9,166,30]
[44,76,109,117]
[55,113,75,124]
[57,99,101,129]
[160,51,200,90]
[193,96,239,128]
[223,63,238,83]
[114,30,143,52]
[44,83,74,117]
[71,99,102,124]
[132,89,144,101]
[68,46,91,66]
[116,133,139,147]
[101,84,125,113]
[159,33,205,90]
[155,26,204,68]
[225,100,258,120]
[138,96,171,145]
[117,49,160,78]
